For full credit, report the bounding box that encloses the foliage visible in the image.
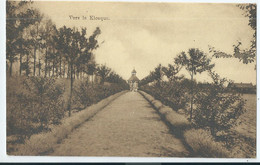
[209,4,256,64]
[139,64,164,87]
[152,64,163,87]
[7,76,65,140]
[193,71,245,137]
[96,64,111,84]
[54,26,101,116]
[74,80,127,110]
[162,63,182,82]
[140,77,190,112]
[6,1,42,76]
[175,49,215,76]
[184,129,232,158]
[13,91,126,156]
[175,48,214,120]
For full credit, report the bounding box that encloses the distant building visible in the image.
[227,82,256,94]
[128,69,139,92]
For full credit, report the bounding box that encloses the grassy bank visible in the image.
[139,90,256,158]
[7,76,127,154]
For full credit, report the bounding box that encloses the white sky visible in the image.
[33,1,256,84]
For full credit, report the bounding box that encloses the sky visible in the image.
[33,1,256,84]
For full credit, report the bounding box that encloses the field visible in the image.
[235,94,256,139]
[231,94,256,157]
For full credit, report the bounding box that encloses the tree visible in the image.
[24,12,43,76]
[193,71,245,138]
[6,1,41,76]
[209,4,256,65]
[153,64,163,87]
[55,26,101,116]
[86,61,96,83]
[162,62,182,82]
[176,48,215,121]
[96,64,111,84]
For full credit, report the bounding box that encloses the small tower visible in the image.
[132,69,136,76]
[128,68,139,92]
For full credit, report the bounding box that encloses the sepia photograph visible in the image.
[6,0,257,158]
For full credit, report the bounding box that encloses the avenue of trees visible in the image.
[139,48,247,152]
[6,1,128,142]
[139,3,255,140]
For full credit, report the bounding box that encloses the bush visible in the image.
[140,77,190,112]
[140,91,190,138]
[165,111,190,128]
[73,80,127,110]
[193,71,245,138]
[158,106,172,115]
[13,91,126,155]
[7,76,65,139]
[184,129,232,158]
[73,81,97,109]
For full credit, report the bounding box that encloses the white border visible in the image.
[0,0,259,162]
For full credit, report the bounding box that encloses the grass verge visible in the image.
[139,90,236,158]
[11,91,127,156]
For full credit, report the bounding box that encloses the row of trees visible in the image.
[7,1,100,79]
[140,4,255,137]
[140,47,246,138]
[140,48,215,120]
[6,1,128,118]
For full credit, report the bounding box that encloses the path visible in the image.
[51,91,189,157]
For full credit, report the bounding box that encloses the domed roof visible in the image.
[132,69,137,73]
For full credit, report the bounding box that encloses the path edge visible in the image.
[138,90,233,158]
[11,90,128,156]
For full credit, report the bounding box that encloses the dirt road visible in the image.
[51,91,189,157]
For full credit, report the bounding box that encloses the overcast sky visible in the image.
[34,1,256,84]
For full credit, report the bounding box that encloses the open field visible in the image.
[235,94,256,139]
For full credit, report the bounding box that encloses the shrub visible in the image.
[151,100,163,109]
[184,129,232,158]
[74,81,97,109]
[13,91,126,155]
[193,71,245,138]
[73,81,127,110]
[7,76,65,139]
[140,77,190,112]
[158,106,172,115]
[165,111,190,128]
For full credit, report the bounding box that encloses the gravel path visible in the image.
[51,91,189,157]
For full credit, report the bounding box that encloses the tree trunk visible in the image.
[76,71,79,79]
[38,58,41,76]
[52,60,55,77]
[60,54,62,78]
[67,64,70,79]
[19,53,22,76]
[26,54,29,76]
[68,63,73,117]
[48,60,51,77]
[63,61,66,78]
[73,66,76,79]
[9,61,13,77]
[52,48,55,77]
[33,46,36,76]
[210,107,217,137]
[190,70,194,122]
[45,47,48,77]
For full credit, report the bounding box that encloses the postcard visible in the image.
[5,0,256,158]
